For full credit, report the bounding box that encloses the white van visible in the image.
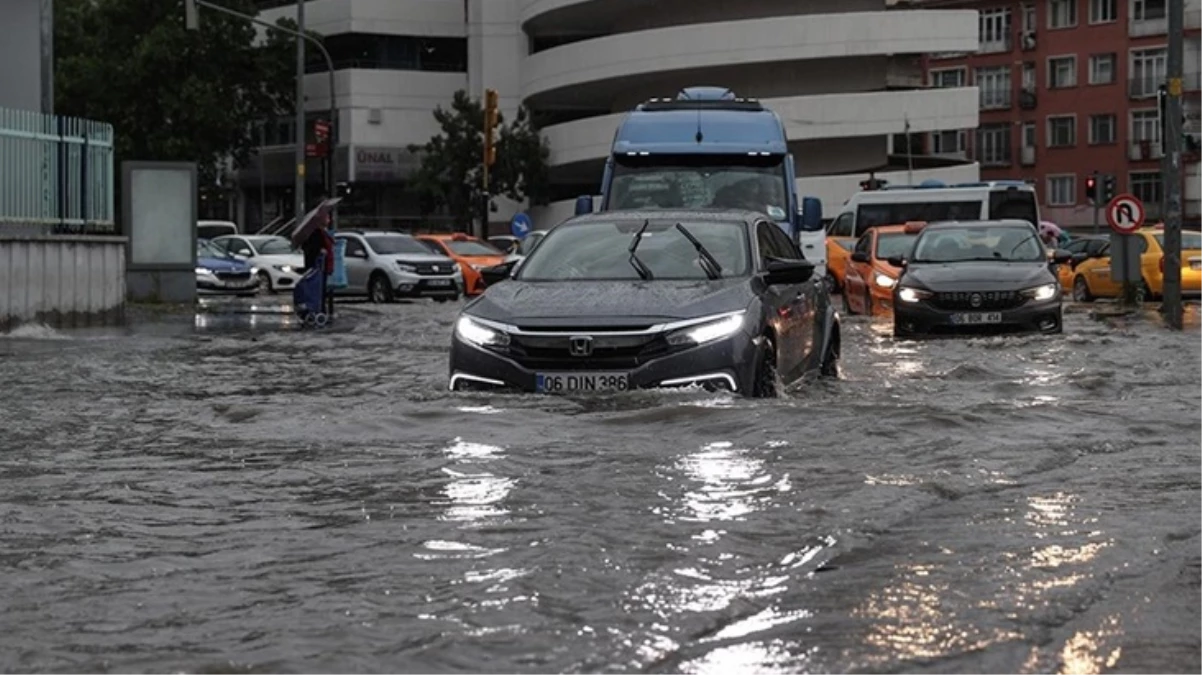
[827,181,1040,239]
[198,220,239,240]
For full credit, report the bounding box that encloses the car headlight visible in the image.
[666,312,745,347]
[874,273,896,289]
[897,287,932,303]
[195,267,214,275]
[470,263,487,271]
[273,265,297,274]
[394,262,417,273]
[1021,283,1058,301]
[455,315,510,347]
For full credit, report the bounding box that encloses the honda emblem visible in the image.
[568,336,593,357]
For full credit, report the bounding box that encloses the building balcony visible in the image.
[1129,15,1168,37]
[980,95,1011,111]
[1129,140,1165,161]
[1129,76,1163,99]
[1021,146,1035,166]
[979,36,1012,54]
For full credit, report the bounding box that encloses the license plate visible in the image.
[536,372,630,393]
[950,312,1002,325]
[427,279,452,287]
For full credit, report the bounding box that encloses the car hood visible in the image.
[197,256,251,273]
[392,253,456,265]
[902,262,1052,290]
[466,278,752,327]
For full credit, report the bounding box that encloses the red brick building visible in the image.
[914,0,1200,227]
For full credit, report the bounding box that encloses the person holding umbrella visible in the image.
[291,197,342,320]
[1039,220,1072,249]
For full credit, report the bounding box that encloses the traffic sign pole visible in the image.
[1105,194,1146,309]
[1161,0,1185,329]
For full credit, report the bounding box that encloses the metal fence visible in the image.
[0,107,115,233]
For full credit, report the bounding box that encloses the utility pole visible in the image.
[1161,0,1185,329]
[481,88,499,239]
[294,0,306,222]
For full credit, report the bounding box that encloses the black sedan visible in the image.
[448,209,841,397]
[889,219,1073,338]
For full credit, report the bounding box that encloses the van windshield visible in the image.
[609,154,789,221]
[989,189,1039,226]
[855,201,983,237]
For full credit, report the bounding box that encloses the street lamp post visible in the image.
[185,0,339,215]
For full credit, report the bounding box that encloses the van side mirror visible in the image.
[574,195,594,216]
[799,196,823,232]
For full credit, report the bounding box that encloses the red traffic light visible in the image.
[1086,176,1096,187]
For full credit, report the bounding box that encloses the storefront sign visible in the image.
[352,146,418,182]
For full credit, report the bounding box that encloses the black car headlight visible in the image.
[455,315,510,347]
[666,312,746,347]
[1020,283,1058,301]
[897,287,933,303]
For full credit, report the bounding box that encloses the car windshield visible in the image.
[609,155,789,220]
[366,235,431,255]
[518,232,545,255]
[911,225,1045,263]
[517,219,750,281]
[1154,232,1202,250]
[855,201,983,236]
[446,239,503,257]
[876,233,917,259]
[250,237,295,255]
[196,240,226,259]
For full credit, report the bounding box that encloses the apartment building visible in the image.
[918,0,1201,226]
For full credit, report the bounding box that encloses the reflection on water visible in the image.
[682,639,805,675]
[437,439,513,523]
[1026,492,1080,533]
[675,442,785,524]
[1059,615,1124,674]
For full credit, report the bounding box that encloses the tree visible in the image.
[407,90,551,227]
[54,0,296,187]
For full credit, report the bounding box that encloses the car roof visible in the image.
[922,219,1037,231]
[872,224,918,234]
[564,208,763,226]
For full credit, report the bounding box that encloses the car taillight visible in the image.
[1159,256,1165,273]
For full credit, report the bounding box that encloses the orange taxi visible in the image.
[416,233,508,296]
[1067,226,1202,302]
[841,221,925,316]
[825,235,856,292]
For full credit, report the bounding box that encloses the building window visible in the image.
[1048,0,1077,28]
[980,8,1013,52]
[976,124,1012,165]
[1023,62,1037,89]
[976,66,1012,109]
[1023,122,1037,148]
[1090,114,1117,144]
[1048,56,1077,88]
[305,33,469,73]
[1130,171,1164,206]
[1131,109,1161,143]
[931,130,967,155]
[1090,0,1117,23]
[1048,115,1077,146]
[930,68,967,88]
[1132,0,1168,21]
[1130,48,1167,98]
[1022,3,1037,31]
[1088,53,1116,84]
[1047,175,1076,206]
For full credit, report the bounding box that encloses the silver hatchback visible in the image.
[336,231,463,303]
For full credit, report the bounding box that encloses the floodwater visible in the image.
[0,299,1199,674]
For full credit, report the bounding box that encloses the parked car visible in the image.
[447,209,841,397]
[416,233,508,296]
[210,234,304,293]
[1067,227,1202,303]
[890,219,1072,338]
[198,220,238,240]
[195,239,258,296]
[334,231,463,303]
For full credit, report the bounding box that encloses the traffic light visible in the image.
[483,88,499,168]
[1102,174,1116,202]
[1085,172,1098,205]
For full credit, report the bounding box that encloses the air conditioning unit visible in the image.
[368,108,383,125]
[1020,31,1037,50]
[1021,146,1036,165]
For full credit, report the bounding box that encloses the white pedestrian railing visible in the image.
[0,107,115,232]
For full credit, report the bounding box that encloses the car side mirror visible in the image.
[1052,248,1073,265]
[850,251,870,264]
[764,258,815,285]
[887,255,907,268]
[480,261,516,286]
[574,195,594,216]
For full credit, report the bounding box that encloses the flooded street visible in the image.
[1,300,1199,673]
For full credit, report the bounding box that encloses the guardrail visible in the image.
[0,107,115,233]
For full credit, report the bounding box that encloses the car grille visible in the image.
[216,271,251,281]
[503,333,672,370]
[404,261,454,276]
[930,290,1026,310]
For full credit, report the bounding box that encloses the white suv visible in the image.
[335,231,463,303]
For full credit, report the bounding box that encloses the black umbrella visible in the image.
[290,197,343,249]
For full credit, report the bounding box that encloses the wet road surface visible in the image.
[1,299,1199,673]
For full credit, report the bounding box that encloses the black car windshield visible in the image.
[875,233,917,259]
[517,220,750,281]
[1154,232,1202,250]
[249,237,295,255]
[446,240,503,257]
[911,225,1045,263]
[609,155,789,220]
[365,235,431,255]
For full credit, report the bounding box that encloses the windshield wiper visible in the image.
[674,223,722,280]
[628,219,654,281]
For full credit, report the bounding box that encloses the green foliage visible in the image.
[54,0,296,184]
[407,90,551,226]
